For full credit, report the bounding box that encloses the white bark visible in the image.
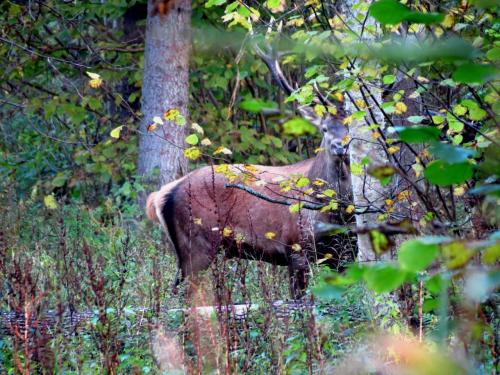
[341,1,390,262]
[138,0,191,199]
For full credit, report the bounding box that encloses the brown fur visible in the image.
[147,152,351,298]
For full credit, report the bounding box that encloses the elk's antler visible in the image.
[253,43,342,131]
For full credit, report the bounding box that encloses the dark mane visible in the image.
[161,183,182,287]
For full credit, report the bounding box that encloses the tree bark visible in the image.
[138,0,191,204]
[340,3,389,263]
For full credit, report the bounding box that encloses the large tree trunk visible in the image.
[138,0,191,204]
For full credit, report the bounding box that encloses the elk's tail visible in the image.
[146,191,159,222]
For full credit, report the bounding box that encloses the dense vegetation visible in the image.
[0,0,498,373]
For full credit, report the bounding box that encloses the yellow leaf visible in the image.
[387,146,400,154]
[193,217,202,225]
[371,131,381,139]
[395,102,408,115]
[244,164,258,172]
[346,204,355,214]
[213,146,232,155]
[314,147,325,154]
[110,126,123,139]
[343,115,353,125]
[164,108,180,121]
[89,78,102,88]
[223,227,233,237]
[147,123,157,132]
[87,72,102,88]
[355,99,366,109]
[327,106,337,115]
[397,190,411,201]
[453,186,465,197]
[332,91,344,102]
[341,134,350,146]
[303,188,314,195]
[184,147,201,160]
[265,231,276,240]
[385,199,394,206]
[44,194,58,210]
[291,243,302,252]
[314,104,326,117]
[313,179,326,186]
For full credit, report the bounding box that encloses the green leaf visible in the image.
[405,11,444,24]
[87,97,102,111]
[205,0,226,7]
[406,115,426,124]
[452,63,499,83]
[426,274,444,294]
[239,98,276,113]
[429,142,474,163]
[283,117,317,137]
[313,284,345,301]
[397,126,440,143]
[369,230,391,255]
[363,264,407,293]
[382,74,396,84]
[266,0,280,9]
[452,104,467,116]
[185,134,199,145]
[486,47,500,61]
[289,202,304,213]
[369,0,411,24]
[398,240,439,272]
[424,160,473,186]
[469,106,487,121]
[51,173,68,188]
[295,177,310,188]
[369,0,444,25]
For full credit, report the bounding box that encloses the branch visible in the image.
[225,183,382,214]
[225,183,323,210]
[314,221,416,237]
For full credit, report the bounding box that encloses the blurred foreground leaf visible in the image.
[424,160,473,186]
[369,0,444,25]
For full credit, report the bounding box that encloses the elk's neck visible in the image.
[307,148,350,194]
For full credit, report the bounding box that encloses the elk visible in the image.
[146,48,353,298]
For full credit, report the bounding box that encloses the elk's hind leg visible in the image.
[288,252,309,299]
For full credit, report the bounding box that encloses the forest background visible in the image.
[0,0,499,373]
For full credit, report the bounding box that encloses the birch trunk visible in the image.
[340,2,389,263]
[138,0,191,204]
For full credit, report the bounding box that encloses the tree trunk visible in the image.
[138,0,191,204]
[340,3,388,263]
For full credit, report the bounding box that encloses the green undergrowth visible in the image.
[0,189,372,373]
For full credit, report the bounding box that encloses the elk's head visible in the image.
[254,44,349,159]
[318,114,349,157]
